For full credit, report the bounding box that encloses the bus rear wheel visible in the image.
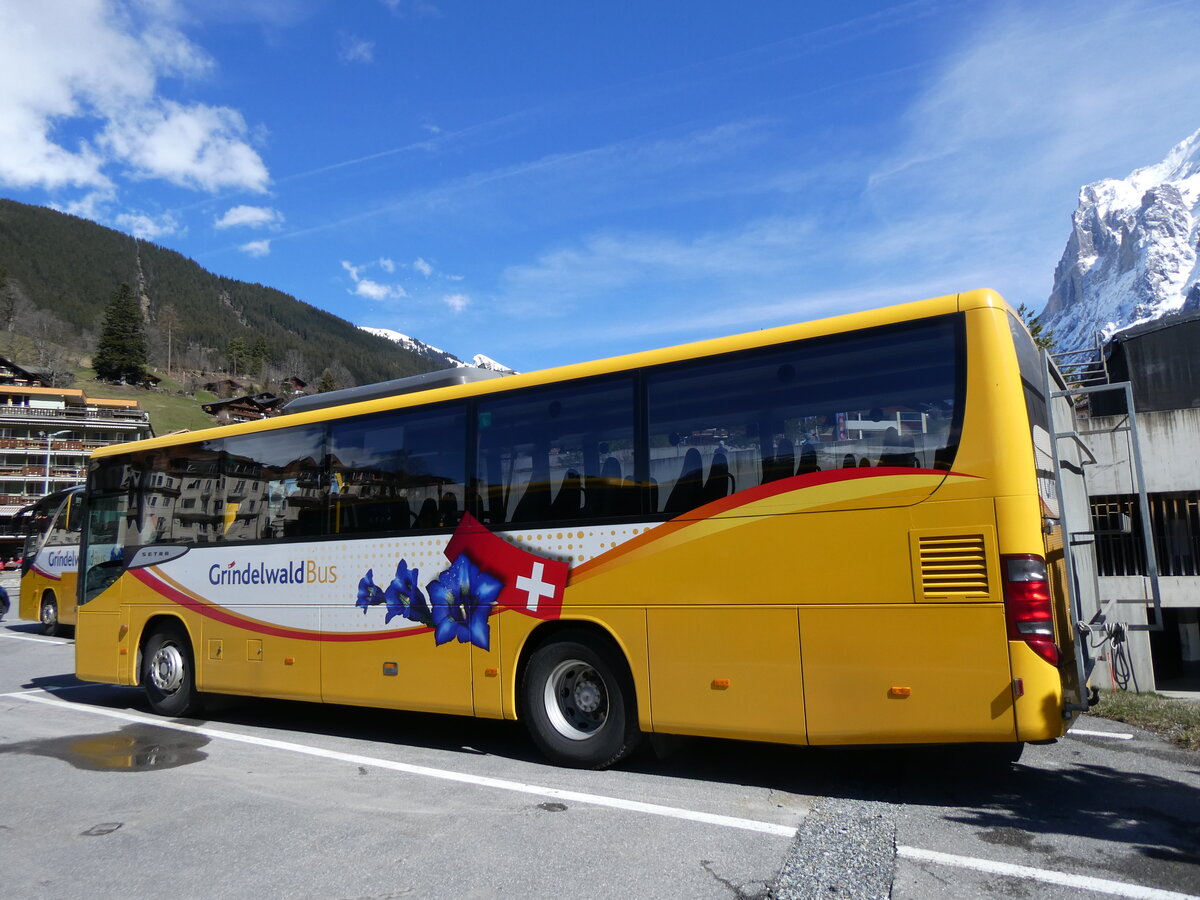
[39,592,61,637]
[141,624,203,718]
[521,631,642,769]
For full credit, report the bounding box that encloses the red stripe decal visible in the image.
[129,567,435,643]
[695,466,961,519]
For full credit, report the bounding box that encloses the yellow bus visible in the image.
[18,486,84,636]
[74,289,1087,768]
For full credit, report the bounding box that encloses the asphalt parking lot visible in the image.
[2,579,1197,900]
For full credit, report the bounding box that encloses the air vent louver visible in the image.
[918,534,990,600]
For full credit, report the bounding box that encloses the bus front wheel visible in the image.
[39,592,61,637]
[521,631,642,769]
[141,625,203,718]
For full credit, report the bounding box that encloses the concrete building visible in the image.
[0,364,152,556]
[1079,311,1200,693]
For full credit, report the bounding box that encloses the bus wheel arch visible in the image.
[517,622,643,769]
[39,589,61,636]
[138,617,204,718]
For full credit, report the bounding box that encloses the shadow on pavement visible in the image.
[30,680,1199,882]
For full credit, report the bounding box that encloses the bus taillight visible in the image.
[1001,554,1059,666]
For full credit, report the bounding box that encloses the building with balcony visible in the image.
[0,380,152,556]
[1079,310,1200,694]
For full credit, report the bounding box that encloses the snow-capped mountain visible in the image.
[1040,129,1200,351]
[359,326,515,374]
[470,354,513,373]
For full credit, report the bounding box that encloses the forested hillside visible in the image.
[0,198,439,389]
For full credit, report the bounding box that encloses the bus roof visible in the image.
[90,288,1012,459]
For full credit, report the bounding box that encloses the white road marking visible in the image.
[8,686,1187,900]
[899,846,1199,900]
[1069,728,1134,740]
[0,633,72,645]
[6,689,797,838]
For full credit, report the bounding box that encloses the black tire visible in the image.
[141,624,203,718]
[39,592,61,637]
[521,630,642,769]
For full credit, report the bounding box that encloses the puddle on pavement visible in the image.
[0,724,209,772]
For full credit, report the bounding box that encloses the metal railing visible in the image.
[1050,331,1108,390]
[0,405,149,423]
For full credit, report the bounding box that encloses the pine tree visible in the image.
[1016,303,1058,352]
[250,335,269,376]
[93,282,147,382]
[227,336,248,375]
[317,368,337,393]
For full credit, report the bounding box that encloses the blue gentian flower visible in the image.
[384,559,432,626]
[356,569,385,612]
[427,553,502,650]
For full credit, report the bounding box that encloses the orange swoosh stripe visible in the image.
[569,467,977,585]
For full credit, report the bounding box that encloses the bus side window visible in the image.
[221,427,328,541]
[329,405,464,535]
[477,377,637,527]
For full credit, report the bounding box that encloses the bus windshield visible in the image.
[17,486,83,635]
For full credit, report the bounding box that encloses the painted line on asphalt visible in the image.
[899,846,1199,900]
[0,633,72,645]
[1069,728,1135,740]
[7,689,798,838]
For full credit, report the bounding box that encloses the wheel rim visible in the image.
[543,658,608,741]
[40,598,57,627]
[148,643,186,694]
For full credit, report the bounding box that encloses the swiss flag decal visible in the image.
[444,513,569,621]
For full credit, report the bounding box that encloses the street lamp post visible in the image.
[41,430,71,496]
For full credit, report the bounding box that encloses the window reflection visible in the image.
[329,405,466,533]
[647,317,961,517]
[476,378,638,525]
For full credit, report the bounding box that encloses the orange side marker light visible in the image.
[888,686,912,698]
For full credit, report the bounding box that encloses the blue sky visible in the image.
[1,0,1198,372]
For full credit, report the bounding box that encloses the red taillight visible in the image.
[1002,554,1059,666]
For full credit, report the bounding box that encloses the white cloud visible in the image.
[55,188,116,221]
[499,217,815,316]
[354,279,406,300]
[338,32,375,64]
[413,257,433,277]
[215,205,283,229]
[240,239,271,257]
[864,0,1200,305]
[0,0,268,199]
[100,100,268,192]
[442,293,470,313]
[115,211,180,240]
[379,257,396,273]
[342,258,406,299]
[381,0,441,18]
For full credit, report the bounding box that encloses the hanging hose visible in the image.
[1079,620,1138,692]
[1107,622,1138,692]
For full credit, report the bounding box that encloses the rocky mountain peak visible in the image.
[1040,128,1200,351]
